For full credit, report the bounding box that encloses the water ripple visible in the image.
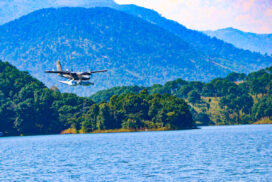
[0,125,272,181]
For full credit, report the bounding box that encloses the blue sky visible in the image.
[115,0,272,34]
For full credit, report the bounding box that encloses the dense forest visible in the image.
[91,67,272,125]
[0,60,195,136]
[1,59,271,136]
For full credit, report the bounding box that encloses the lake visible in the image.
[0,125,271,181]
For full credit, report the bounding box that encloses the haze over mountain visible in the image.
[203,28,272,55]
[116,5,272,72]
[0,7,231,96]
[0,0,117,25]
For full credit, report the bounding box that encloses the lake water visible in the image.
[0,125,272,181]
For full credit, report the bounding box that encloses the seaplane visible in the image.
[45,61,107,86]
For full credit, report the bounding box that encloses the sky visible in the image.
[115,0,272,34]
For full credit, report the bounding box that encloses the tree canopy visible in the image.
[90,67,272,125]
[0,60,195,136]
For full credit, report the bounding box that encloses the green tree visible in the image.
[188,90,201,103]
[81,104,99,132]
[97,103,113,130]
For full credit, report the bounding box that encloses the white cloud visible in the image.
[53,0,88,7]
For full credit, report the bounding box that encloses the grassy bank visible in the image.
[253,117,272,124]
[61,127,175,134]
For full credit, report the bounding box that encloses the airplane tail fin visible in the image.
[57,60,62,71]
[56,61,62,76]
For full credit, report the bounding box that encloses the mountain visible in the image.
[1,1,272,73]
[0,7,232,96]
[115,5,272,72]
[203,27,272,55]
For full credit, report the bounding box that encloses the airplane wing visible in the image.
[45,70,70,74]
[80,70,108,75]
[46,70,81,79]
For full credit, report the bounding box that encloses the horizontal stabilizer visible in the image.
[80,81,94,86]
[80,70,108,75]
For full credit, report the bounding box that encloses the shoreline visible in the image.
[60,126,199,135]
[2,123,271,137]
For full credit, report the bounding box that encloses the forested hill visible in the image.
[90,66,272,125]
[1,7,271,97]
[0,60,195,136]
[203,28,272,55]
[1,0,271,69]
[0,60,94,136]
[0,7,231,96]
